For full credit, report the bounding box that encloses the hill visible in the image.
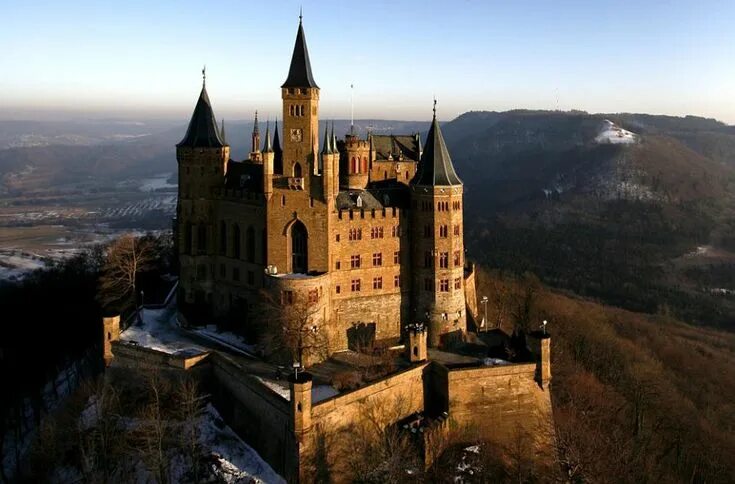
[440,110,735,329]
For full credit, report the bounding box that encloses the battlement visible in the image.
[336,206,402,221]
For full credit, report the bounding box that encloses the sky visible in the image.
[1,0,734,123]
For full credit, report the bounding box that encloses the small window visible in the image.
[351,255,361,269]
[335,261,341,270]
[336,285,341,294]
[372,252,382,266]
[454,250,462,267]
[393,251,400,264]
[336,234,341,242]
[440,279,449,292]
[281,195,286,206]
[439,252,449,268]
[373,277,382,290]
[454,277,462,290]
[394,275,400,288]
[351,279,361,292]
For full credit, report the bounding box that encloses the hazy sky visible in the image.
[1,0,734,123]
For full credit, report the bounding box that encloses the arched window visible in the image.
[219,221,227,255]
[246,226,255,263]
[362,157,368,173]
[197,224,207,254]
[232,224,241,259]
[184,223,193,254]
[351,157,357,173]
[290,221,308,274]
[293,162,302,178]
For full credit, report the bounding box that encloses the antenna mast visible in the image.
[350,83,354,131]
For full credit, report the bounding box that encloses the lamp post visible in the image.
[481,296,489,332]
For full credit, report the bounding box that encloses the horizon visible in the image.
[2,0,734,123]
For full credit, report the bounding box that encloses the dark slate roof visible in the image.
[224,161,263,192]
[281,20,319,88]
[336,183,410,210]
[372,134,420,162]
[177,86,226,148]
[411,116,462,186]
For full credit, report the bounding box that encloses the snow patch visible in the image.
[595,119,638,145]
[120,305,207,355]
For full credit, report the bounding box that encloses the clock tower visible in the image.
[281,16,319,178]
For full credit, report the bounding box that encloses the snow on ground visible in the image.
[254,376,291,400]
[595,119,638,144]
[482,358,511,367]
[0,251,47,281]
[192,325,257,356]
[312,385,339,403]
[200,404,286,484]
[120,305,207,355]
[139,173,177,192]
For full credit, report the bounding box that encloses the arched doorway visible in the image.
[290,220,308,273]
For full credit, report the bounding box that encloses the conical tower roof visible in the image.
[177,82,225,148]
[281,17,319,88]
[264,121,273,153]
[411,102,461,186]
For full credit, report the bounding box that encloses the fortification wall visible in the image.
[443,363,555,460]
[209,353,295,478]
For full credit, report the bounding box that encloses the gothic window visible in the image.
[351,157,358,173]
[351,279,361,292]
[293,162,302,178]
[372,253,382,266]
[440,279,449,292]
[246,226,255,263]
[232,224,241,259]
[439,252,449,268]
[373,277,382,290]
[439,225,448,238]
[362,157,368,173]
[351,255,361,269]
[219,221,227,255]
[371,226,384,239]
[454,250,462,267]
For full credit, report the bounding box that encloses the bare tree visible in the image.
[98,234,156,316]
[130,371,172,483]
[175,378,205,484]
[258,289,329,367]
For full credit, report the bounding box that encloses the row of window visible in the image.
[195,263,256,286]
[281,287,324,305]
[423,277,463,292]
[184,222,266,263]
[423,224,462,238]
[289,104,307,117]
[336,275,401,294]
[424,250,463,268]
[418,200,462,212]
[337,251,401,270]
[286,88,310,95]
[340,225,401,242]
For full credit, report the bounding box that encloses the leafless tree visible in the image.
[175,377,205,483]
[130,371,172,483]
[98,233,156,316]
[258,289,329,367]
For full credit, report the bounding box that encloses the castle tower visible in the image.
[343,130,370,190]
[176,69,230,309]
[410,101,465,347]
[289,371,313,436]
[406,323,428,363]
[321,122,338,200]
[281,16,319,181]
[250,111,262,162]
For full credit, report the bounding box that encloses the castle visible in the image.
[104,17,556,483]
[176,16,470,355]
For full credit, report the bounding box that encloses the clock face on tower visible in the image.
[290,128,303,142]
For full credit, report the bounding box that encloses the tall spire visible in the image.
[273,119,283,173]
[264,120,273,153]
[321,122,331,155]
[281,15,318,88]
[177,70,224,148]
[251,110,261,153]
[411,100,462,186]
[331,122,338,155]
[220,119,226,143]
